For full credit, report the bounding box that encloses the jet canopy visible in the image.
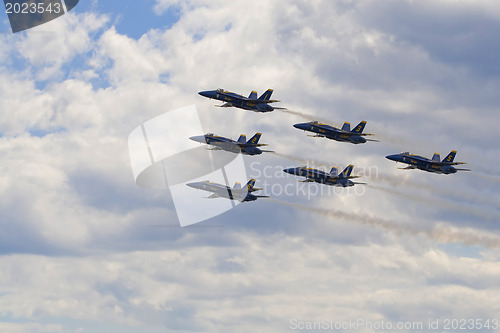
[215,88,224,92]
[205,133,214,136]
[401,151,410,155]
[310,121,319,124]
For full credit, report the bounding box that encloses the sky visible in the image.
[0,0,499,332]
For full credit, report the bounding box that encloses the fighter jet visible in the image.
[198,88,285,112]
[189,132,272,155]
[386,150,470,174]
[186,179,269,202]
[293,120,377,144]
[283,165,365,187]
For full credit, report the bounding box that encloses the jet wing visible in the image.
[330,175,361,180]
[204,194,220,199]
[298,179,315,183]
[436,162,467,166]
[215,103,233,107]
[236,143,269,147]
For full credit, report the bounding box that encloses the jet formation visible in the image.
[188,86,469,204]
[187,179,268,202]
[190,132,272,155]
[198,88,285,112]
[283,165,365,187]
[386,151,470,174]
[294,120,378,144]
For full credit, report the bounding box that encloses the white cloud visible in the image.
[1,237,499,332]
[15,12,109,80]
[0,323,65,333]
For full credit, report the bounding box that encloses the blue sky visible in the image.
[76,0,181,39]
[0,0,499,332]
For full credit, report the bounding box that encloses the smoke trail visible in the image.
[269,198,500,249]
[271,152,331,167]
[472,172,500,183]
[368,185,500,222]
[271,152,324,166]
[277,109,332,123]
[367,171,500,209]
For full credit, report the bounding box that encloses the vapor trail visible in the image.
[277,109,332,123]
[271,152,331,167]
[367,172,500,209]
[269,198,500,249]
[368,185,500,222]
[472,172,500,183]
[271,152,323,165]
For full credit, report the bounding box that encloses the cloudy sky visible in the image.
[1,0,499,332]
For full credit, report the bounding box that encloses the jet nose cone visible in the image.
[283,168,295,175]
[198,90,214,98]
[186,181,204,189]
[293,123,308,130]
[189,135,205,143]
[385,154,398,161]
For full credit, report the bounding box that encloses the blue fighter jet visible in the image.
[198,88,285,112]
[190,132,272,155]
[293,120,377,144]
[283,165,365,187]
[386,150,470,174]
[186,179,268,202]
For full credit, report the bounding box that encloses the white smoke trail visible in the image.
[472,172,500,183]
[367,172,500,209]
[277,109,332,123]
[368,185,500,222]
[269,198,500,249]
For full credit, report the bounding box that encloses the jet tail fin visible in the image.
[258,89,273,101]
[248,91,258,99]
[233,182,242,189]
[237,135,247,143]
[247,133,262,145]
[351,121,367,134]
[330,167,338,176]
[442,150,457,163]
[339,165,354,178]
[341,122,351,131]
[432,153,441,162]
[245,179,256,191]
